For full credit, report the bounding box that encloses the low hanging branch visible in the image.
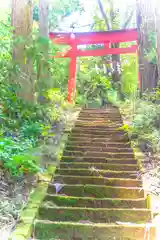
[123,9,134,28]
[97,0,110,30]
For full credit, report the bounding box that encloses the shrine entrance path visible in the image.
[34,106,156,240]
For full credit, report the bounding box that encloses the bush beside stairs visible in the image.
[34,106,156,240]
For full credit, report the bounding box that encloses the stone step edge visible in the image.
[63,150,135,155]
[54,174,141,182]
[35,219,156,227]
[45,193,145,202]
[39,206,151,212]
[59,163,138,167]
[48,184,143,191]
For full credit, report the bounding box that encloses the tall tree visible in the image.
[96,0,135,94]
[11,0,34,101]
[96,0,134,78]
[38,0,50,95]
[136,0,157,92]
[155,4,160,81]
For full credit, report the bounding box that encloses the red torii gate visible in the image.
[49,28,139,103]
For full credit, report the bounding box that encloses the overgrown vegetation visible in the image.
[1,0,160,237]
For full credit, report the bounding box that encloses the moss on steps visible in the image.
[59,162,138,171]
[34,221,156,240]
[47,184,144,199]
[38,207,152,223]
[65,145,133,153]
[68,136,129,142]
[66,140,131,148]
[71,129,126,134]
[63,150,135,159]
[44,194,147,208]
[53,175,142,187]
[69,132,126,137]
[55,168,137,179]
[61,156,138,164]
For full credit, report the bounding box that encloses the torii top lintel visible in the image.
[49,28,138,45]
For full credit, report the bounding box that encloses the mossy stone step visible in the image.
[44,194,146,208]
[65,145,133,153]
[55,168,138,179]
[78,116,122,120]
[68,135,129,142]
[54,175,142,187]
[77,118,123,123]
[62,156,137,165]
[38,207,152,223]
[82,107,118,110]
[72,126,125,131]
[71,129,126,135]
[75,123,122,128]
[66,140,131,148]
[59,162,138,171]
[74,122,122,127]
[71,131,127,138]
[63,150,135,159]
[34,221,156,240]
[79,112,121,116]
[78,114,122,118]
[47,184,144,199]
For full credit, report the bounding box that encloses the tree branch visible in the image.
[123,9,134,29]
[97,0,110,30]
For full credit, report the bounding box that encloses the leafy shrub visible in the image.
[123,90,160,153]
[0,137,40,176]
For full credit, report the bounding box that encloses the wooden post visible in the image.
[67,33,77,103]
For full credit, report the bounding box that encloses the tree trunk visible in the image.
[155,6,160,82]
[38,0,50,97]
[11,0,34,101]
[136,0,157,92]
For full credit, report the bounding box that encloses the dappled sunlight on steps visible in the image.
[33,107,156,240]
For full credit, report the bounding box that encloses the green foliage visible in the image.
[0,19,68,177]
[0,137,40,176]
[124,90,160,153]
[144,32,157,64]
[121,54,138,97]
[76,57,114,106]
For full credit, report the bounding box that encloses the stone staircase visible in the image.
[34,107,156,240]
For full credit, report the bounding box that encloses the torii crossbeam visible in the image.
[49,28,138,103]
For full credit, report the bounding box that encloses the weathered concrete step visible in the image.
[34,221,156,240]
[65,145,133,153]
[55,168,138,179]
[70,132,126,137]
[72,126,124,131]
[38,207,152,223]
[81,107,119,111]
[78,117,122,121]
[71,129,126,135]
[75,122,122,128]
[79,111,121,114]
[77,118,123,123]
[63,150,135,159]
[44,194,146,208]
[48,184,144,199]
[59,162,138,171]
[62,156,137,165]
[78,112,122,116]
[67,140,131,148]
[78,115,122,119]
[54,175,142,187]
[68,136,129,142]
[74,125,123,129]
